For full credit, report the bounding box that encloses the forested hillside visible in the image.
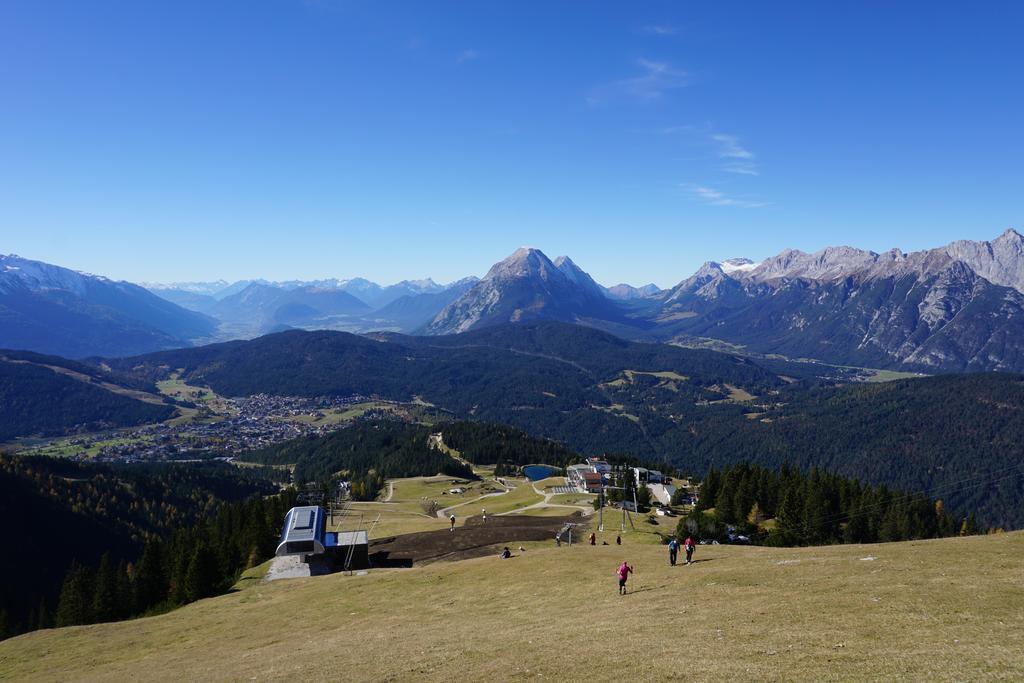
[0,456,282,639]
[688,462,974,546]
[438,422,580,469]
[240,421,477,498]
[108,321,782,401]
[45,490,296,636]
[105,324,1024,528]
[104,321,787,456]
[0,356,174,440]
[676,374,1024,529]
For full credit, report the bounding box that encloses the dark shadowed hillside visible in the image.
[0,355,174,441]
[679,373,1024,529]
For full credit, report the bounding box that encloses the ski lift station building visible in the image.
[276,505,369,570]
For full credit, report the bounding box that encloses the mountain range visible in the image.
[4,228,1024,371]
[0,254,217,358]
[411,229,1024,373]
[652,228,1024,372]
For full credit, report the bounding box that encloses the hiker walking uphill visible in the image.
[450,514,456,532]
[684,535,696,564]
[617,561,634,595]
[668,537,679,566]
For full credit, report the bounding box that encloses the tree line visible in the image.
[0,358,174,440]
[240,421,476,499]
[679,462,981,546]
[1,489,298,638]
[0,455,284,641]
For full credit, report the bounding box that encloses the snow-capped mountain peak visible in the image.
[719,257,759,275]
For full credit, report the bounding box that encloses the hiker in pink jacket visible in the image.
[617,561,634,595]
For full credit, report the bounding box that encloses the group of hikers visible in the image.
[616,535,696,595]
[483,517,699,597]
[667,535,697,566]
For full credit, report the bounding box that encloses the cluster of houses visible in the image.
[566,458,698,508]
[51,393,374,463]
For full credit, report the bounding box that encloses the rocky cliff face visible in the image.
[656,229,1024,372]
[425,248,621,334]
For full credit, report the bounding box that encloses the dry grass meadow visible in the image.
[1,529,1021,681]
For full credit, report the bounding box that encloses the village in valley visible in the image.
[10,383,413,462]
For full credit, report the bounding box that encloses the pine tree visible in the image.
[733,474,756,525]
[879,504,903,542]
[185,543,220,602]
[635,483,652,509]
[774,486,804,545]
[134,539,167,612]
[115,560,133,619]
[92,553,118,623]
[843,500,871,544]
[699,468,720,510]
[55,562,95,627]
[0,609,13,640]
[802,478,830,544]
[36,598,51,630]
[168,535,192,605]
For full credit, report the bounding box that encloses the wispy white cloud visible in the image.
[640,25,677,35]
[711,133,753,159]
[587,59,689,105]
[685,184,768,208]
[661,127,761,175]
[457,49,479,64]
[721,162,759,176]
[711,133,759,175]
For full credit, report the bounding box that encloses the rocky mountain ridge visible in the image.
[657,229,1024,372]
[424,248,621,334]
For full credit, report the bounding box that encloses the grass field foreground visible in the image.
[2,532,1021,681]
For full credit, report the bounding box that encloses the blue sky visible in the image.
[1,1,1022,288]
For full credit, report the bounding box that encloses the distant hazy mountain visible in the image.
[211,283,370,331]
[148,275,460,311]
[273,277,448,309]
[424,248,623,334]
[0,254,217,358]
[149,289,220,315]
[370,277,479,331]
[142,280,230,297]
[656,229,1024,372]
[604,283,662,300]
[336,278,447,309]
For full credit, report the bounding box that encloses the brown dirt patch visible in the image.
[369,513,583,567]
